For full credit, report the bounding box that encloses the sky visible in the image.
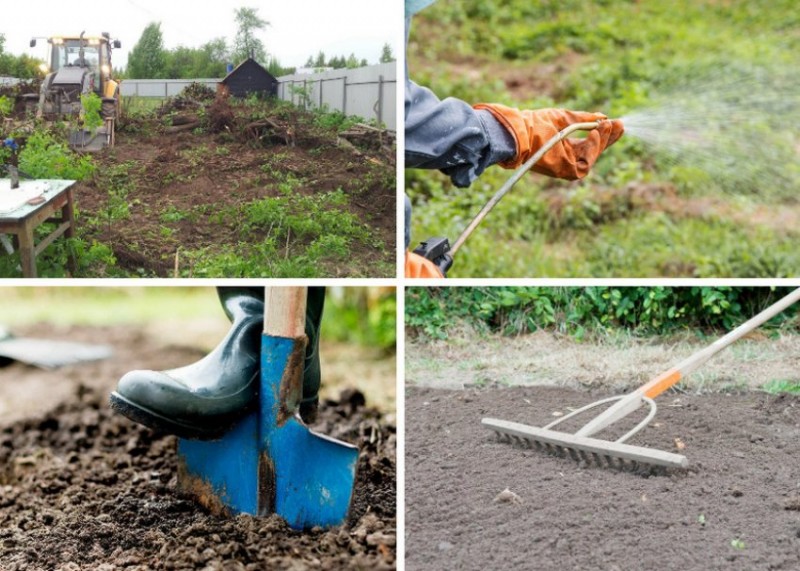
[1,0,401,70]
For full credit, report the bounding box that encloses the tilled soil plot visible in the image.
[406,386,800,571]
[0,387,396,571]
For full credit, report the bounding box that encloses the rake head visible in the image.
[482,418,687,472]
[482,392,688,472]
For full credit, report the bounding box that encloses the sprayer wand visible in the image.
[413,120,602,274]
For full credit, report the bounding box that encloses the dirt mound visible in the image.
[406,386,800,571]
[0,388,396,570]
[73,95,395,277]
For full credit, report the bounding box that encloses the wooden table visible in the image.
[0,179,77,278]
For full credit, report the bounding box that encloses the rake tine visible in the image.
[482,419,688,470]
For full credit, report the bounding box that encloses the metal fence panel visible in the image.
[119,79,219,98]
[115,63,397,130]
[276,63,397,131]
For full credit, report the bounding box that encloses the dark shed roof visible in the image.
[221,58,278,97]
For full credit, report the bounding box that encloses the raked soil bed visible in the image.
[405,385,800,571]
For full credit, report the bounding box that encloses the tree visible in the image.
[233,7,269,64]
[346,53,359,69]
[379,43,395,63]
[313,51,326,68]
[162,38,229,79]
[0,33,42,79]
[267,56,294,78]
[127,22,167,78]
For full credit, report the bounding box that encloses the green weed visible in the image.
[761,379,800,395]
[160,205,189,223]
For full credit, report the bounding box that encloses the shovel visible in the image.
[177,287,359,529]
[0,325,113,369]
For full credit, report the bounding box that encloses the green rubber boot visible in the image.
[300,286,325,424]
[110,287,325,438]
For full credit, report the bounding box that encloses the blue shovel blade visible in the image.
[268,417,359,529]
[177,333,359,529]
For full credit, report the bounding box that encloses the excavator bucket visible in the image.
[69,126,113,152]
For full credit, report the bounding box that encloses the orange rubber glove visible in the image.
[405,251,445,278]
[473,104,624,180]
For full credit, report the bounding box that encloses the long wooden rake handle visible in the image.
[574,287,800,439]
[639,287,800,399]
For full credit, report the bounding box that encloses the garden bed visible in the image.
[406,385,800,571]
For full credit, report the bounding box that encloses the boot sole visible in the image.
[109,392,248,441]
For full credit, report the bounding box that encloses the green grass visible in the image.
[407,0,800,277]
[177,189,382,278]
[761,379,800,395]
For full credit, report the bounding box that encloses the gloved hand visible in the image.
[405,251,446,278]
[473,104,624,180]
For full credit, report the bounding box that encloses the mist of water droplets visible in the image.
[619,68,800,198]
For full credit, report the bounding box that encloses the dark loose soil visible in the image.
[406,386,800,571]
[0,387,396,570]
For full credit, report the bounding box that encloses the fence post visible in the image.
[319,79,323,109]
[377,74,384,126]
[342,76,347,116]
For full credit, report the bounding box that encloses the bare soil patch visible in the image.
[406,385,800,571]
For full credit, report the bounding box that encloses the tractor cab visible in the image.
[32,32,121,101]
[26,32,122,150]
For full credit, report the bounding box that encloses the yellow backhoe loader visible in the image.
[24,32,121,151]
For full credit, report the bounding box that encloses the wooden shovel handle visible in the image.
[264,287,307,338]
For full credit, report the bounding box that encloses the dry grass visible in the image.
[406,330,800,393]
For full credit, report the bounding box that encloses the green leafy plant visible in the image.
[80,92,104,131]
[406,287,800,341]
[18,131,96,180]
[0,95,12,118]
[288,83,313,109]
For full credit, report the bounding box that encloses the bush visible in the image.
[406,287,800,340]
